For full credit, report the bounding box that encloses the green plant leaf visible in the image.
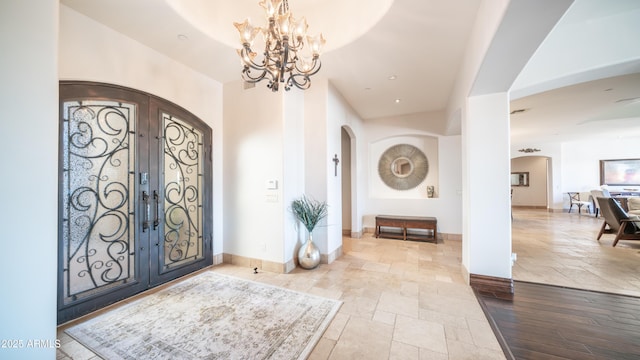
[291,195,328,233]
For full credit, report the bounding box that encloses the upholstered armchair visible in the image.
[596,197,640,247]
[628,197,640,216]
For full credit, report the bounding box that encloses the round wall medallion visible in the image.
[378,144,428,190]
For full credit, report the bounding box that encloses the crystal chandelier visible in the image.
[234,0,326,92]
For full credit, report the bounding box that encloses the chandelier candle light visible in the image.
[234,0,326,92]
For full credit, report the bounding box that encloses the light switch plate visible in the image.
[266,179,278,190]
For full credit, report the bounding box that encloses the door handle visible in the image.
[153,190,160,230]
[142,191,150,232]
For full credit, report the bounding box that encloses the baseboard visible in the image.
[222,248,342,273]
[222,253,290,273]
[469,273,514,299]
[321,246,342,264]
[284,259,296,273]
[443,233,462,241]
[461,264,470,284]
[513,206,563,213]
[512,205,547,209]
[364,226,462,242]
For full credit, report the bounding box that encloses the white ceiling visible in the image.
[511,72,640,145]
[60,0,640,145]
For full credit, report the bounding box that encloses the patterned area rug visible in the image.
[66,271,342,359]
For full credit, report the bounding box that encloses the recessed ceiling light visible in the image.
[388,75,397,80]
[394,99,401,104]
[365,87,372,91]
[177,34,189,41]
[510,108,528,115]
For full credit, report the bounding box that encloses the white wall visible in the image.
[303,80,331,254]
[327,83,365,254]
[341,129,352,232]
[447,0,511,276]
[511,156,548,207]
[223,82,290,264]
[361,119,462,236]
[0,1,59,357]
[510,136,640,210]
[332,88,367,237]
[451,0,572,280]
[59,5,225,257]
[325,84,345,255]
[283,90,306,266]
[465,93,512,279]
[561,135,640,204]
[511,142,564,209]
[369,135,439,199]
[222,78,363,265]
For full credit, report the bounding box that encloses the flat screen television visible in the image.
[600,158,640,187]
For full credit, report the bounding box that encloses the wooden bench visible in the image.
[374,215,437,242]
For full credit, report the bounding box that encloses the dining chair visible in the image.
[567,192,591,214]
[590,189,607,217]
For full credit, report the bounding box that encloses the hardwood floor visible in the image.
[476,208,640,359]
[476,281,640,360]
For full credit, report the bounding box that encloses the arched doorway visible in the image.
[341,126,357,236]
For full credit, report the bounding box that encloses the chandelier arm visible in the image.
[235,0,323,91]
[287,37,305,52]
[293,57,322,76]
[241,66,269,83]
[238,46,271,71]
[239,48,281,87]
[286,73,311,90]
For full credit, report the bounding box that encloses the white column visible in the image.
[303,80,330,255]
[0,0,59,357]
[462,92,512,279]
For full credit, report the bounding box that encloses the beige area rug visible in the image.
[66,271,342,360]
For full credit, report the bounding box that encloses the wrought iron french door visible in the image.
[57,82,212,324]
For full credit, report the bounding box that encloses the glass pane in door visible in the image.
[61,100,136,304]
[161,112,204,270]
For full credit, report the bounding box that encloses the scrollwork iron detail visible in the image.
[62,101,135,304]
[162,113,204,269]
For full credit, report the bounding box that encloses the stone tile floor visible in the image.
[57,208,640,359]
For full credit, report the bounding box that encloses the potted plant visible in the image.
[291,195,328,269]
